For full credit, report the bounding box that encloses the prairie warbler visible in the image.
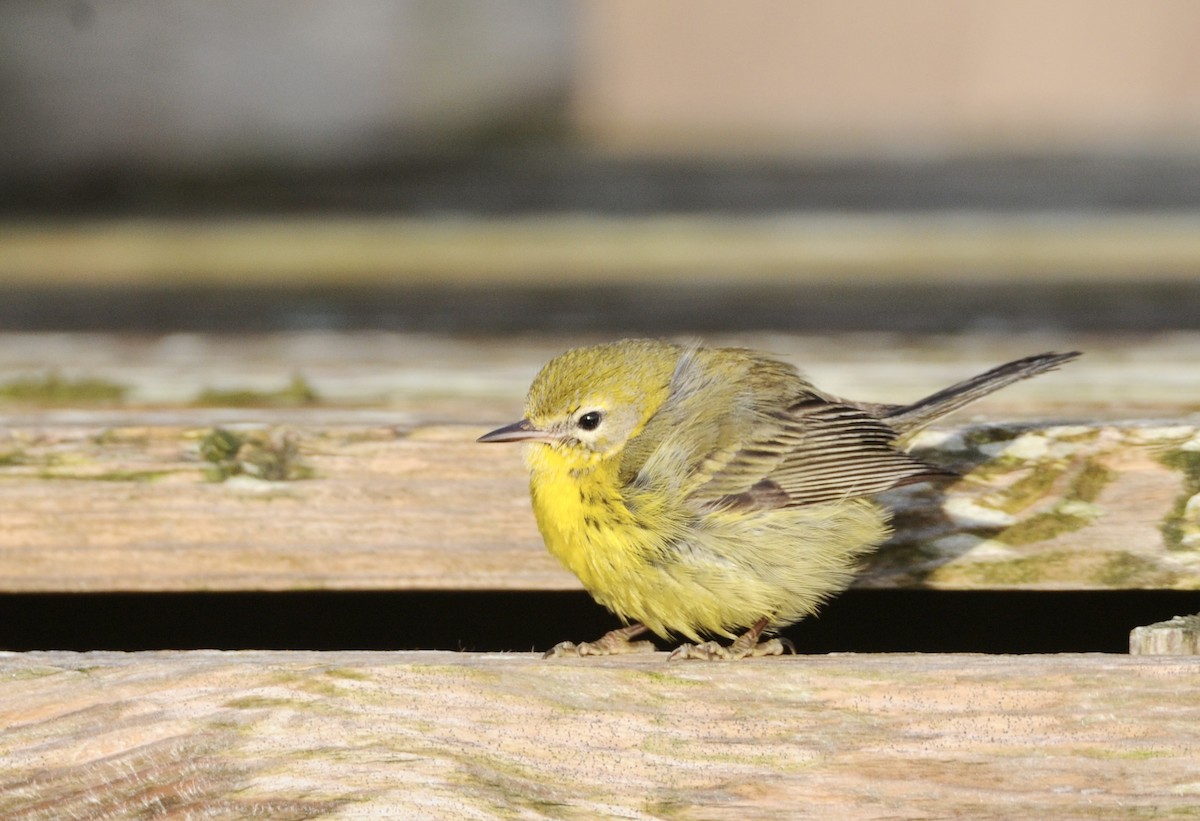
[480,339,1078,659]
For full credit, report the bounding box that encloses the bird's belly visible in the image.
[526,463,695,632]
[540,517,732,641]
[529,460,890,641]
[528,482,774,640]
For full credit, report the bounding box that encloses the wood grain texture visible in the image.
[1,650,1198,820]
[0,418,1196,593]
[1,331,1197,593]
[2,331,1198,416]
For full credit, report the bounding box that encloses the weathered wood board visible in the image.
[0,418,1196,592]
[0,332,1197,592]
[1131,614,1200,655]
[2,331,1199,416]
[1,650,1198,820]
[5,214,1200,283]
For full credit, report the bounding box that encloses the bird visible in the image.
[479,339,1079,660]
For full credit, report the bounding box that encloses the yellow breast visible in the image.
[521,441,891,642]
[524,443,652,596]
[522,441,742,640]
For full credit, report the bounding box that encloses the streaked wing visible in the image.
[690,397,952,511]
[622,346,951,514]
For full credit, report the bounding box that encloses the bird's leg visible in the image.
[543,623,656,658]
[668,617,796,661]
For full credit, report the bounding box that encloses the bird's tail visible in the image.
[881,351,1081,435]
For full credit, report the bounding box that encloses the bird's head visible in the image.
[477,339,679,463]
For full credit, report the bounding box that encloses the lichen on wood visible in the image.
[865,422,1200,590]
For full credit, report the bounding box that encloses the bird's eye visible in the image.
[577,411,603,431]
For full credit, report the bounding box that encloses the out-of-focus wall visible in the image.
[573,0,1200,155]
[3,0,1199,182]
[0,0,573,177]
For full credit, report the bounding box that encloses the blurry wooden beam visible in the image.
[4,214,1200,285]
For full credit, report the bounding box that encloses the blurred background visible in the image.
[2,1,1199,654]
[2,0,1199,334]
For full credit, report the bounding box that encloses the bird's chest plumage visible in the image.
[523,443,755,641]
[525,446,656,597]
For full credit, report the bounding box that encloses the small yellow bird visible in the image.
[480,339,1078,660]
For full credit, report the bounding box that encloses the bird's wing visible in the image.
[622,347,950,512]
[618,345,761,497]
[693,397,953,511]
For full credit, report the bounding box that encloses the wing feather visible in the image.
[696,401,951,510]
[622,347,952,514]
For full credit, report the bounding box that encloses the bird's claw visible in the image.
[668,636,795,661]
[543,625,655,658]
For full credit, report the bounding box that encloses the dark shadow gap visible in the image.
[8,153,1200,217]
[4,281,1200,334]
[1,590,1196,654]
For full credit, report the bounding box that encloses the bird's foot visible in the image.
[668,637,795,660]
[543,624,655,658]
[667,617,795,661]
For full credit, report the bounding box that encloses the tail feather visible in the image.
[882,351,1081,435]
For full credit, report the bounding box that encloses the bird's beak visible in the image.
[477,419,553,444]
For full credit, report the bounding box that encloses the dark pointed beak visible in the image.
[477,419,553,444]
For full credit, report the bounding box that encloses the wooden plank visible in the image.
[5,214,1200,285]
[1,331,1197,592]
[2,331,1199,416]
[1131,614,1200,655]
[0,417,1197,592]
[1,650,1198,819]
